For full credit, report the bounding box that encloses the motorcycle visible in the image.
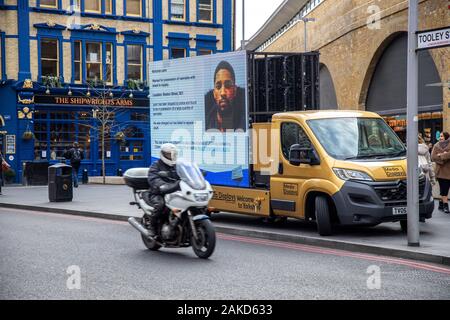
[124,160,216,259]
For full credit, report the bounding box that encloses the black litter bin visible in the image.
[48,163,73,202]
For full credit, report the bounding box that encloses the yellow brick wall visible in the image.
[5,38,18,78]
[0,10,18,36]
[63,41,71,81]
[30,40,39,81]
[263,0,449,131]
[116,45,125,84]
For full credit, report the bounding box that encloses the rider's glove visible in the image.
[159,181,181,195]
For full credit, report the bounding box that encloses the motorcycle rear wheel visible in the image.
[191,220,216,259]
[141,234,162,251]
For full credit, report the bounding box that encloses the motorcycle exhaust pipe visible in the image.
[128,217,152,238]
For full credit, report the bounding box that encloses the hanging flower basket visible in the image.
[22,131,35,140]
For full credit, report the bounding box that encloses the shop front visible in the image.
[382,111,444,147]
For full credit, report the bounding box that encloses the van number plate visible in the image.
[393,207,407,215]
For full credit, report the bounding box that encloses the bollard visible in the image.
[82,169,88,184]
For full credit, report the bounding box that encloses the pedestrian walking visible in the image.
[418,135,436,187]
[64,142,84,188]
[431,132,450,214]
[0,151,10,195]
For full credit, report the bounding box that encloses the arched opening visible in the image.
[319,63,338,110]
[365,32,443,144]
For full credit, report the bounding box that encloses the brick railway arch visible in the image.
[319,63,338,110]
[359,31,443,114]
[358,32,407,110]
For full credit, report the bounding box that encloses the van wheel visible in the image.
[315,196,333,236]
[400,220,407,233]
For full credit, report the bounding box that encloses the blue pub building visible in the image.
[0,0,234,182]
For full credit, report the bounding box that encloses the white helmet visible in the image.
[160,143,178,167]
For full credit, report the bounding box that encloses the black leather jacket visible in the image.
[147,160,180,195]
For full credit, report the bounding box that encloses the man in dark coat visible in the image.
[146,143,180,236]
[0,151,4,195]
[64,142,84,188]
[205,61,247,132]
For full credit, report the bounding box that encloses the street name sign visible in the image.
[417,27,450,50]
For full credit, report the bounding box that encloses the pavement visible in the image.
[0,184,449,266]
[2,207,449,300]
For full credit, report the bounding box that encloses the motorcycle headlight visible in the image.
[194,193,209,202]
[333,168,373,182]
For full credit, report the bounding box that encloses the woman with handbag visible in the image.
[432,132,450,214]
[418,135,436,186]
[0,151,11,195]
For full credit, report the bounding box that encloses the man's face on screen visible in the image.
[213,69,237,110]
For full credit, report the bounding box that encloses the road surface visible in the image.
[0,208,449,300]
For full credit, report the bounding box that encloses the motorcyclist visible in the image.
[146,143,180,237]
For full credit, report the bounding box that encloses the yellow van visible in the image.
[209,111,435,236]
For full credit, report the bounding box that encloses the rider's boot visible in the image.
[147,216,159,238]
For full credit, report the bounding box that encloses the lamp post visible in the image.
[241,0,246,50]
[301,17,316,52]
[406,0,420,247]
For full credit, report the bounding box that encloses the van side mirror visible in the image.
[289,144,320,166]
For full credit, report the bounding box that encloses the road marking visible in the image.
[3,207,450,275]
[218,234,450,275]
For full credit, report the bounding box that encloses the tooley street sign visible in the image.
[417,26,450,50]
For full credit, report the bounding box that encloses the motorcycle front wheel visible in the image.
[191,220,216,259]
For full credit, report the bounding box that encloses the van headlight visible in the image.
[333,168,373,182]
[194,193,209,202]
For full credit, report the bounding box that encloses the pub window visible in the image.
[170,47,186,59]
[127,0,142,16]
[83,0,112,13]
[85,0,101,13]
[105,0,112,14]
[74,41,82,83]
[86,42,102,82]
[127,45,142,80]
[40,38,59,77]
[171,0,185,20]
[197,49,212,56]
[131,112,149,122]
[198,0,213,22]
[105,43,113,84]
[40,0,58,8]
[98,126,112,160]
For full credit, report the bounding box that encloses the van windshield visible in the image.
[307,118,406,160]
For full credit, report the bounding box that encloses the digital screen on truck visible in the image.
[149,51,250,188]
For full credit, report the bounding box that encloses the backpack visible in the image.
[72,149,82,163]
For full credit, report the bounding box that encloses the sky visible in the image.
[235,0,285,49]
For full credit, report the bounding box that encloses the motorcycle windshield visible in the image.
[176,160,207,190]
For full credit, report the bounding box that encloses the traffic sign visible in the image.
[417,27,450,50]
